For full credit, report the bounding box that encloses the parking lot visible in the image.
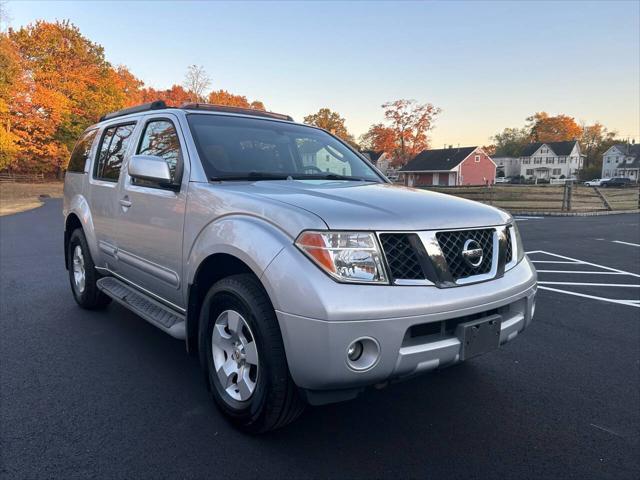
[1,201,638,479]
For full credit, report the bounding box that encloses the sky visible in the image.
[4,0,640,147]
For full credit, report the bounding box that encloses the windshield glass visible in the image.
[187,114,382,182]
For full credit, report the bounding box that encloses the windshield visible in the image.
[187,114,383,182]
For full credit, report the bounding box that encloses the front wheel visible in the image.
[199,274,305,433]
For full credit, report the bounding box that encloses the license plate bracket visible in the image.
[455,314,502,360]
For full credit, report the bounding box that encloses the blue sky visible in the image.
[5,0,640,146]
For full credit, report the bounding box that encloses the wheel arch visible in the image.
[186,253,274,354]
[64,195,98,269]
[184,216,291,354]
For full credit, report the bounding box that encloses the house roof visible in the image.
[361,150,384,163]
[400,146,477,172]
[611,143,640,158]
[520,141,578,157]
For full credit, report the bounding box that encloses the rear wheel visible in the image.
[199,274,305,433]
[67,229,111,309]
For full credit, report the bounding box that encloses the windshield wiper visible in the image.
[210,171,292,181]
[295,173,372,181]
[210,172,376,182]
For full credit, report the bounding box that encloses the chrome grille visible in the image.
[435,229,494,280]
[379,233,425,280]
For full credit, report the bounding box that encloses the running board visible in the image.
[97,277,186,340]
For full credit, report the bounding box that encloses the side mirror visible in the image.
[128,155,173,185]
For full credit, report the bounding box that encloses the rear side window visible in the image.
[67,129,98,173]
[94,123,136,182]
[136,120,181,183]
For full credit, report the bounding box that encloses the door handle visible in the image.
[119,198,132,208]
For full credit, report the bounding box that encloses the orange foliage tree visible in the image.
[359,124,396,155]
[303,108,355,145]
[0,20,271,174]
[2,21,134,173]
[527,112,583,143]
[140,85,192,106]
[208,89,266,110]
[360,99,441,166]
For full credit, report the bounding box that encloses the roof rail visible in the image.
[99,100,169,122]
[179,103,294,122]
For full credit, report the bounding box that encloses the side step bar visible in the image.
[97,277,186,340]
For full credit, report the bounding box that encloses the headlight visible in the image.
[295,231,388,284]
[508,221,525,266]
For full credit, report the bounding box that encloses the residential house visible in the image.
[519,141,584,180]
[601,143,640,182]
[400,146,496,187]
[361,150,399,180]
[492,156,520,178]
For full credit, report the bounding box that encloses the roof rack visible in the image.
[180,103,294,122]
[99,100,169,122]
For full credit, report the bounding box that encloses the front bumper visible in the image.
[261,245,537,397]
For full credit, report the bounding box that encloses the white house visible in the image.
[519,141,584,180]
[492,156,520,178]
[361,150,399,180]
[601,143,640,182]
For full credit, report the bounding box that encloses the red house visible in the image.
[400,146,496,187]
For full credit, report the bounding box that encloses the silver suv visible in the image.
[63,101,537,432]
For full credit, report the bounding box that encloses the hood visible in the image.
[225,180,511,231]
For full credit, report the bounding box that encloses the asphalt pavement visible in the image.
[1,200,638,479]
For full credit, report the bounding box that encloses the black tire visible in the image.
[199,274,305,433]
[67,228,111,309]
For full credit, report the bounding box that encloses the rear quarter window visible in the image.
[94,123,136,182]
[67,129,98,173]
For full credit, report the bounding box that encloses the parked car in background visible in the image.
[495,177,510,184]
[601,177,632,188]
[63,101,537,432]
[583,178,610,187]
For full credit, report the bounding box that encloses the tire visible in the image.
[67,228,111,309]
[199,274,305,433]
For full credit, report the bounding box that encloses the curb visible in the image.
[512,210,640,217]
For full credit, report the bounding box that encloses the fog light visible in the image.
[345,337,380,371]
[347,341,363,361]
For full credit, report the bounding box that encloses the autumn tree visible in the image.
[527,112,583,143]
[359,123,397,155]
[303,108,355,144]
[0,33,21,170]
[4,21,135,173]
[113,65,144,107]
[183,64,211,103]
[491,127,530,157]
[140,84,192,106]
[208,89,266,110]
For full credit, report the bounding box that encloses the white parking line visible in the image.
[535,270,627,275]
[538,282,639,288]
[531,260,579,264]
[526,250,640,278]
[537,286,640,308]
[514,216,544,220]
[612,240,640,247]
[526,250,640,308]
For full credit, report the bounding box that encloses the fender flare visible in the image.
[64,194,100,263]
[185,214,292,310]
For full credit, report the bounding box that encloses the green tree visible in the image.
[580,122,617,168]
[491,127,530,157]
